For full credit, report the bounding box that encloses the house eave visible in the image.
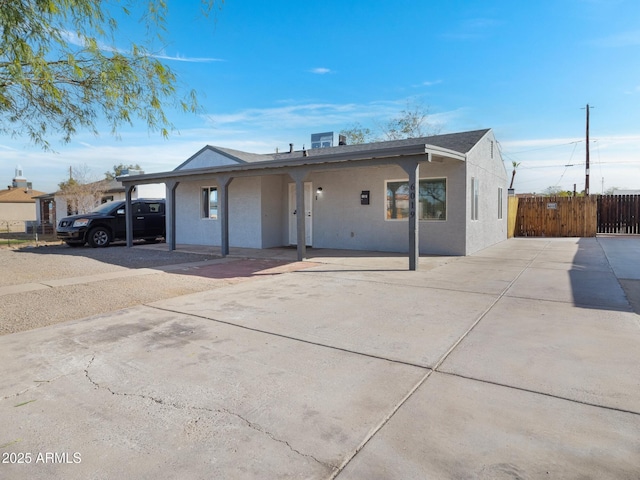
[119,143,466,186]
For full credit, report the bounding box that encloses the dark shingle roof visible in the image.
[209,129,491,164]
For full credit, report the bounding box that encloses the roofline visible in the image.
[172,145,248,170]
[119,142,466,186]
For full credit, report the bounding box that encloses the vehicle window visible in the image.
[92,201,122,214]
[133,203,148,214]
[148,203,163,214]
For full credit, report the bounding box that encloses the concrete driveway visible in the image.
[0,237,638,479]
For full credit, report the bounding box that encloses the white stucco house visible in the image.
[36,178,165,231]
[119,128,507,270]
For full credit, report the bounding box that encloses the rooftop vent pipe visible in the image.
[289,143,294,153]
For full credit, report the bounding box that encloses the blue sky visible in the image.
[2,0,640,194]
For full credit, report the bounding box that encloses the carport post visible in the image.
[217,175,233,257]
[125,184,135,248]
[401,160,420,271]
[165,181,179,251]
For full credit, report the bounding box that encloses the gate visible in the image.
[514,196,597,237]
[597,195,640,234]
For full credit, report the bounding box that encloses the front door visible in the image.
[288,182,313,246]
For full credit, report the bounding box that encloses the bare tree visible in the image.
[380,99,442,140]
[340,99,442,145]
[58,165,107,215]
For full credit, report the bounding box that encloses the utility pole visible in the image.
[583,104,594,196]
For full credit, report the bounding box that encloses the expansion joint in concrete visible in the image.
[439,371,640,417]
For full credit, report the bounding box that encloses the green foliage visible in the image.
[58,177,79,191]
[339,122,375,145]
[105,163,142,180]
[0,0,220,149]
[509,161,521,189]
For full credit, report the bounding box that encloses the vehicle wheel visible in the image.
[65,242,84,248]
[88,227,111,248]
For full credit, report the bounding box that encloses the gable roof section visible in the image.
[174,145,257,171]
[284,129,490,163]
[0,188,47,203]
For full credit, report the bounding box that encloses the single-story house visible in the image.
[119,128,507,270]
[0,168,46,232]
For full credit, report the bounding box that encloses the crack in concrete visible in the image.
[83,354,335,471]
[1,370,78,402]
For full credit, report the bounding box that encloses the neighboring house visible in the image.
[120,129,507,268]
[612,189,640,195]
[0,168,46,232]
[36,176,166,231]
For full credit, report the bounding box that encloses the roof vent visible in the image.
[289,143,294,153]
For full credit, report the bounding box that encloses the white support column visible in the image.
[165,181,179,251]
[217,175,233,257]
[125,184,135,248]
[288,170,309,261]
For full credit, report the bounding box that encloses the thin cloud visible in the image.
[441,18,501,40]
[590,30,640,47]
[154,52,224,63]
[60,31,223,63]
[309,67,332,74]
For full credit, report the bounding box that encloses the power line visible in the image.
[506,140,583,155]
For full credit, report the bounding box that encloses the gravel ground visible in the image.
[0,243,231,335]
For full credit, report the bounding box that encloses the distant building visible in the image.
[612,189,640,195]
[0,167,46,232]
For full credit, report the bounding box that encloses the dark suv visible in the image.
[56,199,166,248]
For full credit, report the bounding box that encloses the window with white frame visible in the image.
[498,187,503,219]
[201,187,218,219]
[386,178,446,221]
[471,177,479,221]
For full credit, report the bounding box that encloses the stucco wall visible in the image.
[175,177,264,248]
[0,203,36,232]
[300,159,467,255]
[464,131,508,254]
[260,175,285,248]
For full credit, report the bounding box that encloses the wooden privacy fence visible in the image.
[597,195,640,234]
[513,196,597,237]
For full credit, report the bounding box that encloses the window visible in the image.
[148,202,163,214]
[386,178,446,221]
[471,177,479,221]
[201,187,218,219]
[498,187,503,219]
